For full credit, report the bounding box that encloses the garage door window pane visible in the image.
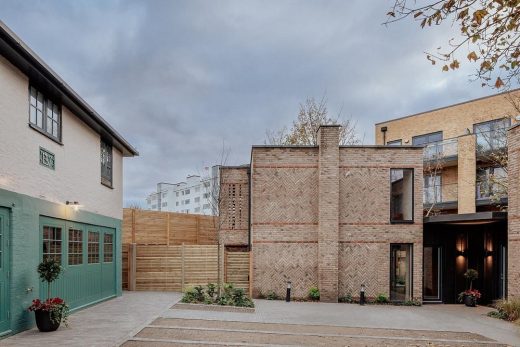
[88,231,99,264]
[104,234,113,263]
[68,228,83,265]
[43,226,62,263]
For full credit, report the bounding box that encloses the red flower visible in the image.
[27,297,67,312]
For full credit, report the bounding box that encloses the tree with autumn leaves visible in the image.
[386,0,520,89]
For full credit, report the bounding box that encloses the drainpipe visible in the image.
[381,126,388,145]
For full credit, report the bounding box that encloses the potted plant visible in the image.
[27,259,69,332]
[458,269,480,307]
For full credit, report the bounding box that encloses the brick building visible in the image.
[220,125,424,302]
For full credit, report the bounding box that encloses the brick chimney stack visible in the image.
[317,125,340,302]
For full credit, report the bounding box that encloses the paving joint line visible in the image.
[144,324,500,344]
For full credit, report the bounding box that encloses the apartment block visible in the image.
[145,166,220,215]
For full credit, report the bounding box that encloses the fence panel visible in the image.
[225,251,250,293]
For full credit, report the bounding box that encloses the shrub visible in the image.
[193,285,206,302]
[206,283,217,299]
[375,293,389,304]
[308,286,320,301]
[496,298,520,322]
[488,310,508,320]
[339,294,353,303]
[181,287,200,303]
[266,291,280,300]
[464,269,479,289]
[400,299,422,306]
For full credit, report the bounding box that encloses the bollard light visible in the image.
[286,281,292,302]
[360,284,366,306]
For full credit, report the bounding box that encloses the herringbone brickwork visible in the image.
[508,126,520,298]
[219,167,250,246]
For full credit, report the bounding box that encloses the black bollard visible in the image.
[286,281,292,302]
[360,284,366,305]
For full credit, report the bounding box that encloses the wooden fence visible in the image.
[123,208,218,245]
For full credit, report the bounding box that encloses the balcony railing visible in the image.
[476,177,507,200]
[423,138,458,163]
[423,182,458,205]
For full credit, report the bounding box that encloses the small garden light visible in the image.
[286,281,291,302]
[360,284,366,305]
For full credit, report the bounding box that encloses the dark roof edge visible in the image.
[424,211,506,224]
[376,88,520,126]
[340,145,423,149]
[0,20,138,157]
[220,165,250,169]
[252,145,318,149]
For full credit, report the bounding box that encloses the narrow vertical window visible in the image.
[104,233,113,263]
[390,244,413,302]
[390,169,414,222]
[68,228,83,265]
[100,139,113,187]
[42,226,62,263]
[88,231,99,264]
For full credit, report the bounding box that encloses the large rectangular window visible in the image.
[412,131,442,146]
[43,226,62,263]
[390,244,412,302]
[423,175,441,204]
[88,231,100,264]
[100,140,113,187]
[390,169,414,222]
[29,86,61,141]
[68,228,83,265]
[387,139,402,146]
[474,118,510,153]
[103,234,113,263]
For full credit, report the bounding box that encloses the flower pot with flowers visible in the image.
[458,269,481,307]
[27,259,69,332]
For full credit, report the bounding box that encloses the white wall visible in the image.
[0,56,123,220]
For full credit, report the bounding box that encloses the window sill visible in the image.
[390,220,414,224]
[29,123,63,145]
[101,180,114,189]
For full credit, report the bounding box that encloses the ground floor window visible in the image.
[390,243,412,301]
[68,228,83,265]
[43,226,62,263]
[104,233,113,263]
[88,231,100,264]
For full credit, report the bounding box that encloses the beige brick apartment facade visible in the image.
[221,126,423,302]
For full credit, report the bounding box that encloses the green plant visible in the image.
[496,298,520,322]
[375,293,389,304]
[181,288,199,303]
[266,291,280,300]
[400,300,422,306]
[206,283,217,299]
[37,258,63,299]
[193,285,205,302]
[339,294,353,303]
[308,286,320,301]
[464,269,479,289]
[488,310,508,320]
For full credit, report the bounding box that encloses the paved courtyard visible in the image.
[1,291,519,346]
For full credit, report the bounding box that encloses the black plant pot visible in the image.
[34,309,61,332]
[463,295,476,307]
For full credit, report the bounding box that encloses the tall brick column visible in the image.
[457,134,476,214]
[508,125,520,298]
[317,125,340,302]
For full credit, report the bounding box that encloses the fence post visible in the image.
[249,250,253,298]
[128,243,137,291]
[181,243,185,292]
[131,209,136,243]
[167,213,170,246]
[219,243,225,286]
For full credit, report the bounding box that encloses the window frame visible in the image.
[390,168,415,224]
[68,228,83,266]
[386,139,402,146]
[389,243,413,302]
[29,85,62,144]
[103,233,114,263]
[100,139,113,188]
[87,231,100,264]
[412,131,443,146]
[42,225,63,264]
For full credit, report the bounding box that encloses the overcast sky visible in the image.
[1,1,502,206]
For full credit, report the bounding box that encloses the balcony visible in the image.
[423,182,458,211]
[476,130,507,159]
[476,177,507,206]
[423,138,458,168]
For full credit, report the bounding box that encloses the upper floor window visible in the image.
[29,86,61,141]
[185,189,190,195]
[390,169,414,223]
[412,131,442,146]
[474,118,510,154]
[101,140,113,187]
[387,139,402,146]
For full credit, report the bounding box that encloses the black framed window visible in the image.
[412,131,442,146]
[474,118,511,153]
[88,231,100,264]
[68,228,83,265]
[390,244,413,302]
[29,86,61,141]
[424,174,441,204]
[101,140,113,187]
[387,139,402,146]
[390,169,414,222]
[103,233,113,263]
[43,226,62,263]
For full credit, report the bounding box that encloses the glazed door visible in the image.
[0,208,10,334]
[423,246,442,302]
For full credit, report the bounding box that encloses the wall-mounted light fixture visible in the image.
[457,233,466,256]
[66,201,81,211]
[485,232,493,257]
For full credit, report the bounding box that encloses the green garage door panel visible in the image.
[0,208,10,334]
[40,217,116,310]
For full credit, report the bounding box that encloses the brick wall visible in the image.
[508,125,520,298]
[246,126,424,301]
[219,167,250,246]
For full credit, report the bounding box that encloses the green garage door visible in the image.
[40,217,116,309]
[0,208,10,334]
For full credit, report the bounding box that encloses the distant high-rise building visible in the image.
[145,165,220,215]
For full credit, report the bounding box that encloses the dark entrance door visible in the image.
[423,246,442,302]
